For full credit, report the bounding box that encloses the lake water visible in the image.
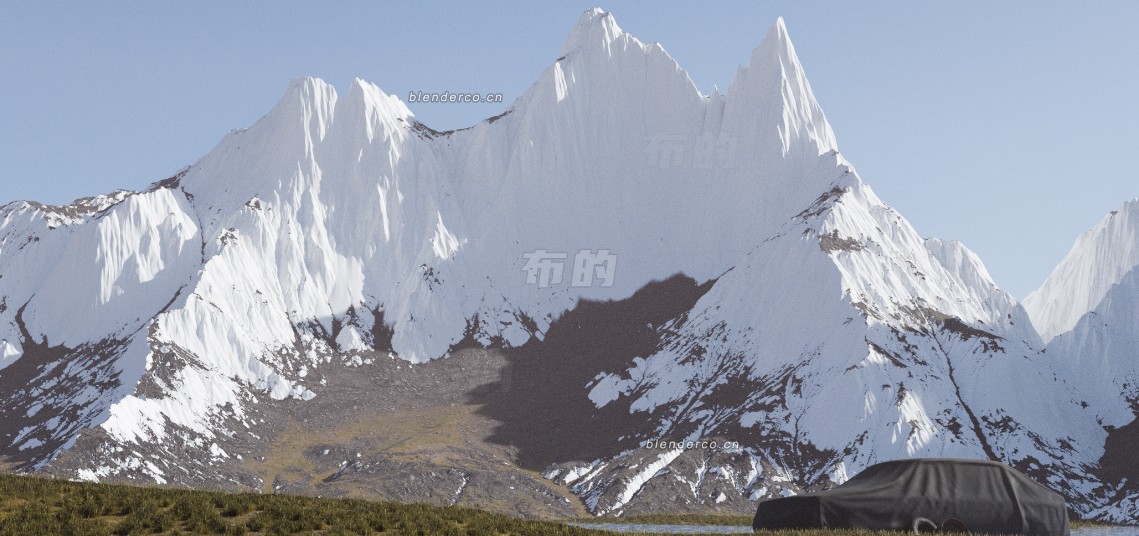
[566,523,1139,535]
[1075,528,1139,536]
[566,522,753,534]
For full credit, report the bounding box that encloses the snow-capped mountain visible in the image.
[1027,199,1139,418]
[1020,200,1139,522]
[1,8,1136,521]
[559,172,1110,516]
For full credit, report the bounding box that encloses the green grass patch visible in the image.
[0,473,602,535]
[1071,519,1128,529]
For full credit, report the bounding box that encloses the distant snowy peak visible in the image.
[1033,200,1139,427]
[1025,199,1139,341]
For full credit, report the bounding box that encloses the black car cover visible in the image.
[752,458,1069,535]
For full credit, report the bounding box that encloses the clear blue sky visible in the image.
[2,2,1137,299]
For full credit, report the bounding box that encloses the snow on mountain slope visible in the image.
[1045,264,1139,422]
[0,187,198,352]
[167,9,844,367]
[1024,199,1139,424]
[0,9,845,473]
[578,169,1106,515]
[0,186,201,467]
[1025,199,1139,342]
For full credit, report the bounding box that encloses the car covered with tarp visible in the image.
[752,458,1069,535]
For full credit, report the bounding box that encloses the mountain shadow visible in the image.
[470,273,714,470]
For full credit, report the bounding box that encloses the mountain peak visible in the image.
[722,17,837,158]
[749,16,798,78]
[282,76,338,113]
[558,8,625,59]
[768,16,791,49]
[345,77,414,140]
[270,76,338,145]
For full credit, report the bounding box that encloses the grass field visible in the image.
[0,473,600,535]
[0,472,1114,535]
